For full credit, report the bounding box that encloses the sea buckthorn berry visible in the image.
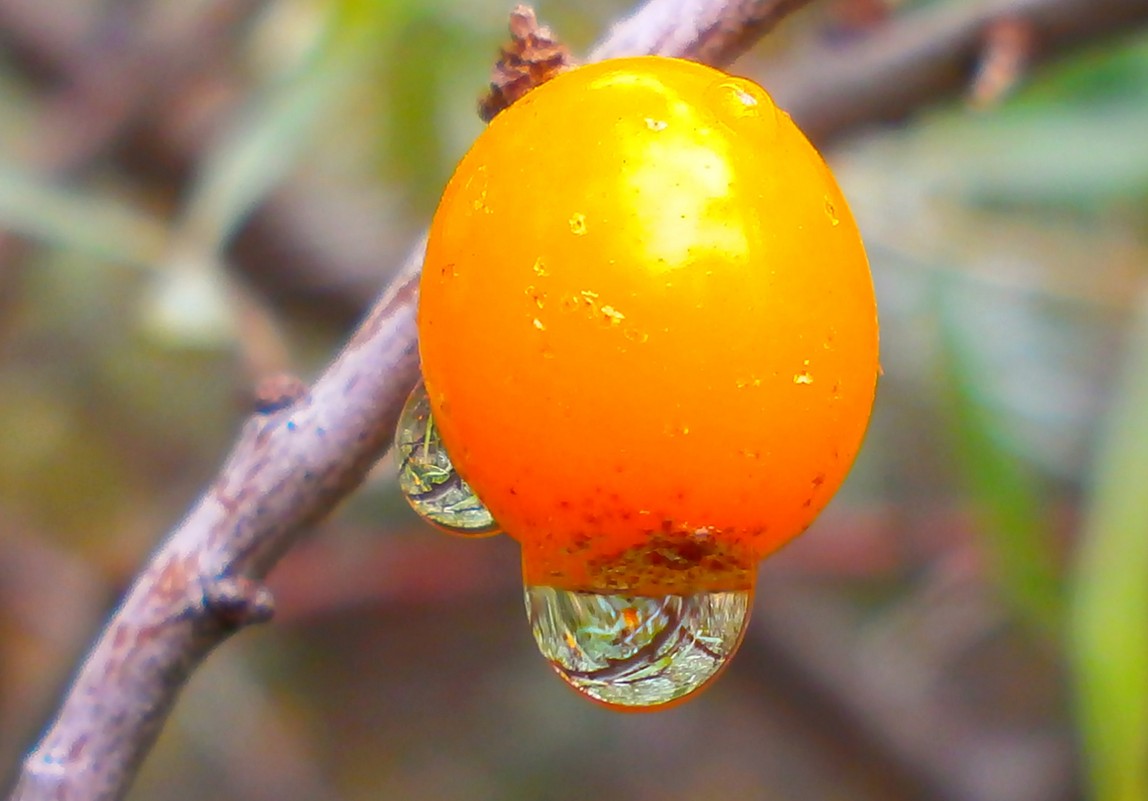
[408,56,879,708]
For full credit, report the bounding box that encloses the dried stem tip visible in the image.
[968,15,1035,109]
[478,5,576,122]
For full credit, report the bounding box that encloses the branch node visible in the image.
[968,15,1035,109]
[252,373,308,414]
[478,5,576,123]
[202,576,275,629]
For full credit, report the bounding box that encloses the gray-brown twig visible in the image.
[766,0,1148,145]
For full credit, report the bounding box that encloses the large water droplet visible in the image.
[526,586,751,709]
[395,382,498,536]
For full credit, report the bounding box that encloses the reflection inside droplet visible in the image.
[395,382,498,536]
[526,585,751,709]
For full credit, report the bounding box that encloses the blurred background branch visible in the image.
[771,0,1148,145]
[0,0,1146,801]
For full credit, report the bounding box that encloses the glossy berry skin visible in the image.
[419,56,878,596]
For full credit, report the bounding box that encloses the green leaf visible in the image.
[921,104,1148,209]
[171,0,400,257]
[157,0,391,345]
[1070,292,1148,801]
[0,164,168,267]
[936,282,1062,636]
[376,6,489,213]
[172,29,361,253]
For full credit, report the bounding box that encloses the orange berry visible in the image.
[418,56,878,596]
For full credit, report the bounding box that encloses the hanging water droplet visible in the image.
[526,585,751,708]
[395,382,498,537]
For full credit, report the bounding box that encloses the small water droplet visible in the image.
[526,586,751,708]
[395,382,498,537]
[713,81,759,116]
[569,213,587,236]
[533,318,546,331]
[471,188,493,214]
[793,360,814,385]
[644,117,668,131]
[525,285,546,309]
[824,198,840,227]
[532,258,549,277]
[707,78,774,130]
[600,305,625,324]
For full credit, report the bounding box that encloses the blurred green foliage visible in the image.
[0,2,1146,801]
[1071,297,1148,801]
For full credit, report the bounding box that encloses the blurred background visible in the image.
[1,0,1146,800]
